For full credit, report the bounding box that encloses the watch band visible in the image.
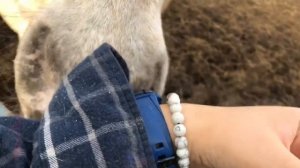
[135,91,177,168]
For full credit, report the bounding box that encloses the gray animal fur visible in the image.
[14,0,171,118]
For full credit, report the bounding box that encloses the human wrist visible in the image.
[160,103,214,167]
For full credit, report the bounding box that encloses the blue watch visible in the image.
[135,91,177,168]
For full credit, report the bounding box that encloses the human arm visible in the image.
[161,104,300,168]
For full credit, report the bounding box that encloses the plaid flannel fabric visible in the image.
[0,43,156,168]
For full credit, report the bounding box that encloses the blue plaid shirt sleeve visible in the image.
[0,43,156,168]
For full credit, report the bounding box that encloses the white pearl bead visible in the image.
[167,93,180,105]
[173,124,186,137]
[175,137,188,149]
[178,158,190,167]
[176,148,189,159]
[172,112,184,124]
[170,103,182,113]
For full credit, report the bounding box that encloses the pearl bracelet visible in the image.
[167,93,189,168]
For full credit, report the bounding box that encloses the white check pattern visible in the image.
[0,44,156,168]
[30,44,156,167]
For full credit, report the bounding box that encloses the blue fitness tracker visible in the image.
[135,91,177,168]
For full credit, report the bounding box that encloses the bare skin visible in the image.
[161,104,300,168]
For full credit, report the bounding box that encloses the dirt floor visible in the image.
[2,0,300,114]
[0,16,18,113]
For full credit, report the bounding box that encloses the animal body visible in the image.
[14,0,172,118]
[0,0,50,37]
